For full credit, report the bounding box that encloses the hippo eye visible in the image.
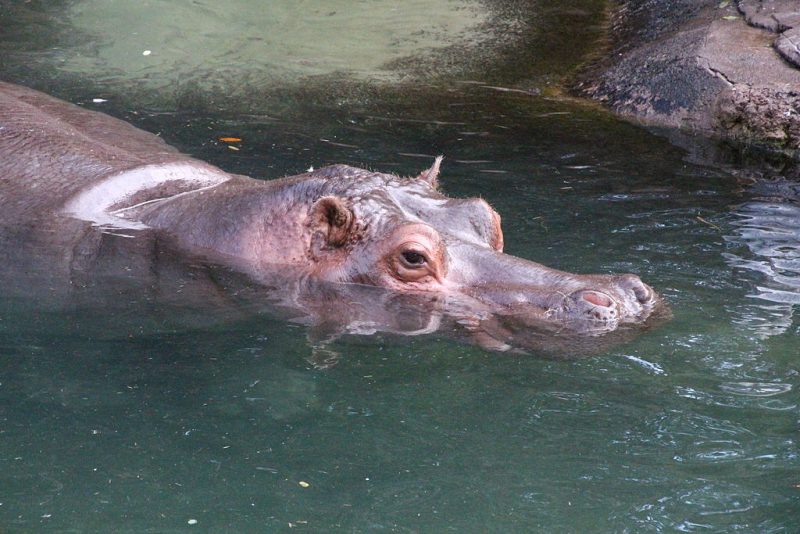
[401,250,427,268]
[391,235,443,284]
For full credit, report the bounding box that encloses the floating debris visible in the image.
[481,85,540,96]
[397,152,437,159]
[320,138,358,148]
[256,466,278,474]
[696,215,721,231]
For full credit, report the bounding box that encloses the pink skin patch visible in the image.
[582,291,613,308]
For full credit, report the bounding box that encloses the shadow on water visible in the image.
[1,0,800,532]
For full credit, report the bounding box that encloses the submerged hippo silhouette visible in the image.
[0,82,663,357]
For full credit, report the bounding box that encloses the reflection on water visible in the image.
[61,0,491,83]
[724,189,800,338]
[1,0,606,111]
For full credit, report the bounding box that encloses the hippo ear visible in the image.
[416,155,443,188]
[310,196,354,247]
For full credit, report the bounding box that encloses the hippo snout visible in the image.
[541,275,657,332]
[469,272,658,334]
[546,281,653,331]
[610,273,657,319]
[616,273,653,303]
[573,290,619,322]
[550,289,620,332]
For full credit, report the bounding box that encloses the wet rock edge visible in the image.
[571,0,800,171]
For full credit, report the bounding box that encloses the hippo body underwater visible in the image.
[0,82,663,355]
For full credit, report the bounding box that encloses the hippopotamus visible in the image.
[0,81,663,357]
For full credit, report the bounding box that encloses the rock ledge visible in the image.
[573,0,800,155]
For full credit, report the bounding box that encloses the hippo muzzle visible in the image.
[444,241,659,335]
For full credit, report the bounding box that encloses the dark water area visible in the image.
[1,1,799,532]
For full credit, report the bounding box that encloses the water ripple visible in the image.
[623,354,667,375]
[724,199,800,337]
[718,382,792,397]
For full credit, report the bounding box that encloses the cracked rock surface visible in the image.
[717,86,800,149]
[573,0,800,153]
[776,29,800,68]
[738,0,800,33]
[738,0,800,67]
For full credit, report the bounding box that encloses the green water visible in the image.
[1,1,798,532]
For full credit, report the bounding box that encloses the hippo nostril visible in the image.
[581,290,613,308]
[564,289,619,325]
[617,274,652,304]
[634,285,651,304]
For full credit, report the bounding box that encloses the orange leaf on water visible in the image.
[219,137,242,143]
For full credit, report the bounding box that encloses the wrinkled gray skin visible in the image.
[0,82,663,358]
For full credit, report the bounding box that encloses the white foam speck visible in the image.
[623,355,666,375]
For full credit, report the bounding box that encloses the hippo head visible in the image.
[290,158,660,342]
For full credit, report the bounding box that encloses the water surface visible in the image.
[1,1,798,532]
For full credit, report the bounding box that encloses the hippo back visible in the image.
[0,81,188,222]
